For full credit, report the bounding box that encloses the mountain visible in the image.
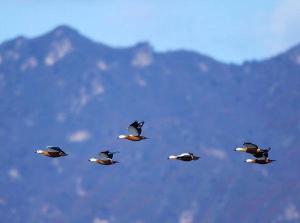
[0,25,299,223]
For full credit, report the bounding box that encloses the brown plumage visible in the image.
[92,159,119,165]
[35,146,68,158]
[123,135,148,141]
[235,142,270,158]
[89,150,119,166]
[118,121,148,141]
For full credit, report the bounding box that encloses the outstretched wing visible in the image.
[180,153,191,157]
[47,146,63,153]
[243,142,258,149]
[108,151,119,159]
[128,121,144,136]
[262,149,269,158]
[99,150,118,159]
[99,151,110,160]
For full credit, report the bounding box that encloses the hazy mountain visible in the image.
[0,25,299,223]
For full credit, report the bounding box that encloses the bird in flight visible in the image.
[235,142,275,164]
[235,142,270,158]
[118,120,148,141]
[244,157,275,164]
[89,150,119,165]
[35,146,68,158]
[168,152,200,161]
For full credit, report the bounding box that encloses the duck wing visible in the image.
[243,142,258,149]
[99,151,118,160]
[179,153,191,157]
[47,146,63,153]
[108,151,119,159]
[128,121,144,136]
[98,151,110,160]
[262,149,269,158]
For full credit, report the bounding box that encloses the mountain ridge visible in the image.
[0,25,299,223]
[4,25,299,66]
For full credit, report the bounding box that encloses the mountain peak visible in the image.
[47,25,80,39]
[133,42,152,50]
[34,25,101,52]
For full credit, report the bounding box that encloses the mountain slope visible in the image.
[0,26,299,223]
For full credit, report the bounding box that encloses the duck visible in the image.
[235,142,271,158]
[118,120,148,141]
[89,150,119,165]
[235,142,275,164]
[168,153,200,161]
[35,146,68,158]
[245,157,276,164]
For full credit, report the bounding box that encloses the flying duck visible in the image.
[235,142,271,158]
[35,146,68,158]
[118,121,148,141]
[168,153,200,161]
[89,150,119,165]
[245,157,276,164]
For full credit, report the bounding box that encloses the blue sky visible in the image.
[1,0,300,63]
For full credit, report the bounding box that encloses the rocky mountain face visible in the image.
[0,26,299,223]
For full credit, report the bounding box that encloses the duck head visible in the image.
[118,134,128,139]
[235,147,247,152]
[89,158,98,162]
[245,159,255,163]
[168,155,178,160]
[35,150,45,154]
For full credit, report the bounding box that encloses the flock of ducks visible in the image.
[235,142,275,164]
[35,121,275,165]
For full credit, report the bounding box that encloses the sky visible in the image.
[1,0,300,63]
